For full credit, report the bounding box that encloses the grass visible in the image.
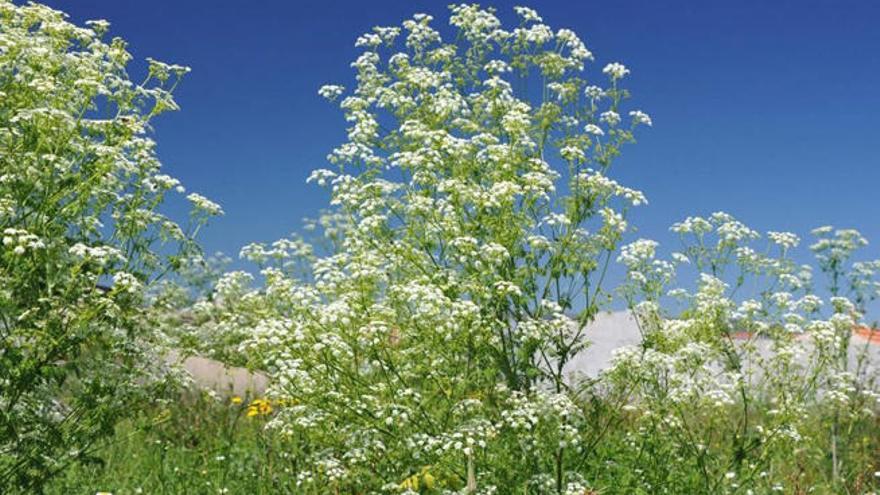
[47,392,299,495]
[45,388,880,495]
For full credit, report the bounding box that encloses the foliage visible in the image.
[174,4,655,493]
[613,215,880,493]
[4,2,880,494]
[0,1,219,491]
[172,5,880,494]
[47,392,298,495]
[45,367,880,495]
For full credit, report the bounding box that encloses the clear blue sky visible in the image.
[52,1,880,278]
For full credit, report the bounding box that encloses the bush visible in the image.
[0,1,218,491]
[185,4,654,492]
[174,5,880,494]
[5,2,880,494]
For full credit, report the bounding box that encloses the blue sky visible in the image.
[52,0,880,300]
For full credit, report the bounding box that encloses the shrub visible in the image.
[6,2,877,494]
[0,1,218,491]
[187,4,651,492]
[180,5,880,494]
[612,216,880,493]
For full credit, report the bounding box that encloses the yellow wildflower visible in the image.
[399,466,435,490]
[399,473,419,490]
[246,398,273,417]
[422,470,435,489]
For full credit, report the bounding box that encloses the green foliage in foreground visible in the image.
[0,1,219,491]
[5,1,880,493]
[152,4,880,493]
[48,393,291,495]
[46,391,880,495]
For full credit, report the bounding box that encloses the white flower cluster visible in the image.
[629,110,652,127]
[144,174,185,193]
[113,271,141,294]
[811,227,868,266]
[602,62,630,80]
[170,4,662,490]
[577,169,647,206]
[68,243,126,265]
[318,84,345,101]
[768,231,800,250]
[3,228,45,255]
[584,123,604,136]
[618,239,675,296]
[187,192,224,216]
[513,6,542,23]
[600,110,621,127]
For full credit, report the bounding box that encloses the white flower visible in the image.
[618,239,658,266]
[600,110,621,127]
[768,231,800,250]
[542,213,571,227]
[484,59,511,73]
[560,145,585,162]
[629,110,652,126]
[85,19,110,34]
[68,243,124,265]
[355,33,382,48]
[113,272,141,294]
[602,62,630,80]
[513,6,542,23]
[307,168,337,186]
[600,207,628,234]
[187,193,224,216]
[671,252,689,264]
[584,123,604,136]
[318,84,345,101]
[670,216,712,235]
[4,228,45,255]
[584,85,605,100]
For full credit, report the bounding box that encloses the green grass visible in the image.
[46,390,880,495]
[47,393,300,495]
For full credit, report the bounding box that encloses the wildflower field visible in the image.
[2,1,880,494]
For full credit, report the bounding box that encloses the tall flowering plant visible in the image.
[610,215,880,493]
[195,4,651,492]
[0,2,219,491]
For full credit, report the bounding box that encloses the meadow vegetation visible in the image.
[1,1,879,493]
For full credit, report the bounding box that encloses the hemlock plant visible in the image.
[2,2,880,494]
[184,5,880,494]
[196,3,656,492]
[0,1,219,491]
